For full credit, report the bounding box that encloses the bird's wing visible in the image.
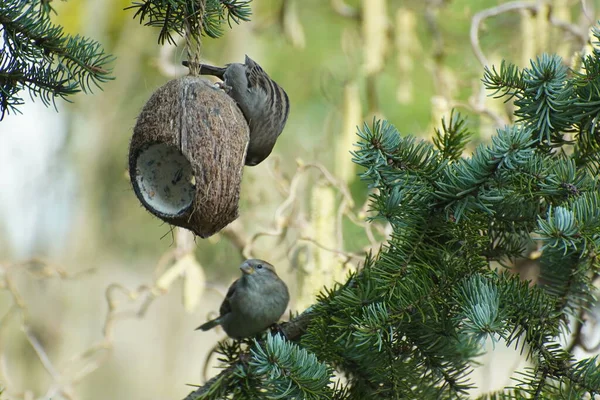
[244,56,289,128]
[219,278,238,316]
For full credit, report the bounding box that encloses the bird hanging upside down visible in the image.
[183,55,290,167]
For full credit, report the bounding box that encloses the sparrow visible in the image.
[183,55,290,166]
[197,259,290,339]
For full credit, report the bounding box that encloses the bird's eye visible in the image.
[256,264,263,269]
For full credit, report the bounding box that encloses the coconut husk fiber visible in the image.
[129,76,249,238]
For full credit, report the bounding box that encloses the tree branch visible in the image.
[181,308,316,399]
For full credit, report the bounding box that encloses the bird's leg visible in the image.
[269,323,287,339]
[238,337,254,350]
[239,351,251,366]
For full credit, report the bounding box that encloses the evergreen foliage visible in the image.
[127,0,251,44]
[0,0,113,119]
[0,0,251,118]
[5,0,599,397]
[186,25,600,400]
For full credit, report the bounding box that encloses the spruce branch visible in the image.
[184,19,600,400]
[483,55,576,147]
[515,54,575,146]
[455,275,504,344]
[570,26,600,173]
[482,60,526,101]
[433,110,472,162]
[182,309,318,400]
[127,0,252,45]
[0,0,113,119]
[431,124,537,221]
[244,334,334,399]
[183,364,239,400]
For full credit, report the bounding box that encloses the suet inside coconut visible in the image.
[133,143,195,217]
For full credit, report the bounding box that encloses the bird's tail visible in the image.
[196,318,220,331]
[182,61,226,79]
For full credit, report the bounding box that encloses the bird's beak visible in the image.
[240,262,254,275]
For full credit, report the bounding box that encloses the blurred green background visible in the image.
[0,1,598,399]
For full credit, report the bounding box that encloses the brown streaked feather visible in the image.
[245,57,270,92]
[278,86,290,127]
[244,56,290,130]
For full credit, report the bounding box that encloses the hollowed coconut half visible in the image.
[129,76,249,238]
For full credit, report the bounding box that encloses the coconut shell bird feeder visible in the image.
[129,76,249,238]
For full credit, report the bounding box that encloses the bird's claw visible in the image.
[269,323,287,339]
[214,81,232,93]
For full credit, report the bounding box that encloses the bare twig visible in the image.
[227,161,362,260]
[22,327,61,382]
[549,16,587,46]
[471,1,589,68]
[220,222,248,259]
[299,236,364,264]
[451,100,507,128]
[0,255,185,400]
[471,1,537,68]
[581,0,594,25]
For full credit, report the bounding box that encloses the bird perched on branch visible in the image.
[183,55,290,166]
[197,259,290,339]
